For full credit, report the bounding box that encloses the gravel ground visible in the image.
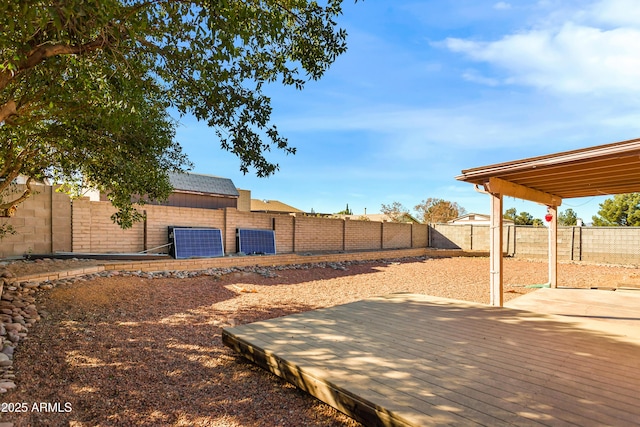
[1,258,103,278]
[1,256,638,426]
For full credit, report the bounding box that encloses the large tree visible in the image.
[414,198,465,224]
[558,208,578,226]
[380,201,410,223]
[592,193,640,226]
[1,0,351,227]
[504,207,543,226]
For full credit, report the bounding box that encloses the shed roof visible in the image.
[456,137,640,199]
[169,172,239,197]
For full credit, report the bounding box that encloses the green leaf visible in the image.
[1,0,355,227]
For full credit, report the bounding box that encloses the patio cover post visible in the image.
[548,205,558,288]
[490,191,503,307]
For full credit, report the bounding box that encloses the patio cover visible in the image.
[456,137,640,306]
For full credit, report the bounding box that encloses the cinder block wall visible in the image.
[72,199,229,254]
[581,227,640,264]
[294,216,344,252]
[66,200,430,256]
[3,186,429,258]
[51,188,72,253]
[273,214,295,253]
[224,209,280,253]
[430,224,471,250]
[236,189,251,212]
[5,185,640,266]
[382,222,411,249]
[72,197,146,253]
[345,219,382,251]
[431,224,640,264]
[1,185,72,257]
[430,224,516,253]
[146,204,225,252]
[511,227,547,258]
[412,224,429,248]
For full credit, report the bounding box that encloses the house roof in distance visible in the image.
[169,172,239,197]
[337,213,421,223]
[448,213,514,225]
[251,199,304,213]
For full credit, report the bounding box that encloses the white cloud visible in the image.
[587,0,640,27]
[461,69,500,86]
[275,91,640,168]
[493,2,512,11]
[443,2,640,95]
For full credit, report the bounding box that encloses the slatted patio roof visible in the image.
[456,137,640,306]
[456,137,640,199]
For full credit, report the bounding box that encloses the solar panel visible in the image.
[237,228,276,255]
[169,227,224,259]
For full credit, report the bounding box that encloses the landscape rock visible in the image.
[7,331,20,344]
[4,323,25,333]
[23,282,40,289]
[0,381,15,390]
[2,345,14,358]
[0,353,11,367]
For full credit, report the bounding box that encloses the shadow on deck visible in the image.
[223,292,640,426]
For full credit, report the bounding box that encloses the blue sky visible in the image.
[175,0,640,222]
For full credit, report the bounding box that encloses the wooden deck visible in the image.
[222,292,640,426]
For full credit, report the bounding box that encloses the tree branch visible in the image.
[274,2,305,25]
[24,37,109,68]
[0,144,38,193]
[0,35,111,92]
[0,165,21,195]
[0,177,34,211]
[0,99,17,124]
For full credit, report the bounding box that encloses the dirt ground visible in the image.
[1,258,103,278]
[1,256,638,426]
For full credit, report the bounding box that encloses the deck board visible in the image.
[222,293,640,426]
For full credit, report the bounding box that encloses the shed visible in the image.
[162,172,240,209]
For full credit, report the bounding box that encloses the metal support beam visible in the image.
[490,192,503,307]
